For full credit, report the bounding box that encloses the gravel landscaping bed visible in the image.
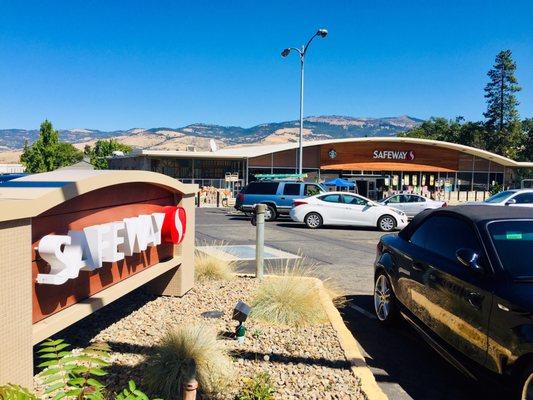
[34,277,364,399]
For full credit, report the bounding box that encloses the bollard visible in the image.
[183,378,198,400]
[255,204,266,280]
[216,191,220,207]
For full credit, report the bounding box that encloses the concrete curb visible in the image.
[316,279,388,400]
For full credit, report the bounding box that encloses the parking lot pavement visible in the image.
[195,208,507,400]
[196,208,382,295]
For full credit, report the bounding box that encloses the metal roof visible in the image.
[126,137,532,168]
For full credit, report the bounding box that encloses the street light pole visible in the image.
[298,47,305,175]
[281,29,328,175]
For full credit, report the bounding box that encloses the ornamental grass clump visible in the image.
[143,325,233,399]
[194,248,235,282]
[250,259,327,327]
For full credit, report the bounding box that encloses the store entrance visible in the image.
[354,178,386,200]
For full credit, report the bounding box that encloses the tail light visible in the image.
[293,200,307,207]
[377,241,383,255]
[442,202,447,208]
[237,192,244,202]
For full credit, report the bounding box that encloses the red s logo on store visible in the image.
[407,150,415,161]
[161,206,187,245]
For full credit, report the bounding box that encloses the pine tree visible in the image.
[483,50,522,157]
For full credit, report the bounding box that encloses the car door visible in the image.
[385,195,409,215]
[316,194,346,224]
[408,195,428,217]
[341,194,370,225]
[279,183,302,210]
[404,215,492,367]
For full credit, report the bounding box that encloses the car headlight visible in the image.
[391,208,406,216]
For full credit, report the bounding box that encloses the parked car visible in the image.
[235,180,326,221]
[379,193,446,218]
[289,191,408,231]
[374,205,533,399]
[468,189,533,207]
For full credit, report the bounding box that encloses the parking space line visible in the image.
[349,303,377,320]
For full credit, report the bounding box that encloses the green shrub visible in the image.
[236,373,275,400]
[143,325,233,399]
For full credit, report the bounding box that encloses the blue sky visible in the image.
[1,0,532,130]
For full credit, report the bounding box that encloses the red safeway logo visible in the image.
[161,206,187,245]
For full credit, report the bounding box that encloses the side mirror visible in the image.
[456,248,484,274]
[505,198,517,206]
[366,201,375,207]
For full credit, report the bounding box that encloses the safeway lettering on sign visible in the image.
[372,150,415,161]
[36,206,186,286]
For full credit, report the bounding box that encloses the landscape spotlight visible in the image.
[232,301,251,323]
[281,48,291,57]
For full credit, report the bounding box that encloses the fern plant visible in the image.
[115,381,150,400]
[38,339,110,400]
[1,339,155,400]
[0,384,38,400]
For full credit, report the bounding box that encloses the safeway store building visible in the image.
[108,137,533,200]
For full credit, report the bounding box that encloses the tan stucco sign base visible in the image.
[0,170,198,388]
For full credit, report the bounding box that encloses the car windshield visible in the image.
[380,195,397,204]
[487,220,533,279]
[485,190,515,203]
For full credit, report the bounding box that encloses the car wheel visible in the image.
[374,272,397,324]
[517,363,533,400]
[304,212,323,229]
[264,205,277,222]
[377,215,397,232]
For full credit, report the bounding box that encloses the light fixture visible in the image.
[317,28,328,38]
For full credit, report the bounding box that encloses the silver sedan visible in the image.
[379,194,446,218]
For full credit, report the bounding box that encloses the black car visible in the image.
[374,205,533,399]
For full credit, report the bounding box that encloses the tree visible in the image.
[398,117,486,149]
[86,139,132,169]
[520,118,533,162]
[483,50,522,157]
[20,120,83,173]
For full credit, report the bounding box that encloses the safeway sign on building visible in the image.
[372,150,415,161]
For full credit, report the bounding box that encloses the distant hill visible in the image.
[0,115,422,152]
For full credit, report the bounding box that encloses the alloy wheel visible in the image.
[380,216,395,231]
[522,373,533,400]
[306,213,321,228]
[374,274,391,321]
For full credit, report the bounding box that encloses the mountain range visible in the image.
[0,115,422,162]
